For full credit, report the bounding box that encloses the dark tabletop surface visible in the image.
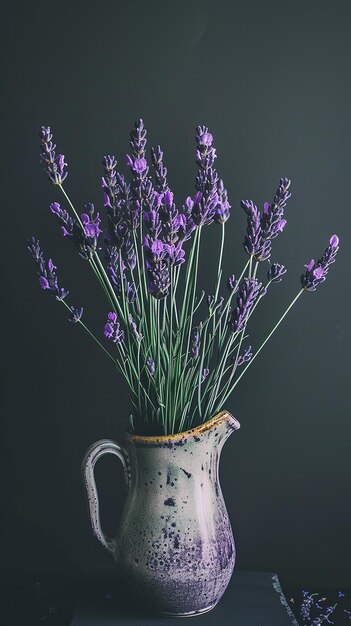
[2,571,350,626]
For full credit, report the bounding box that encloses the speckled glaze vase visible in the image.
[82,410,240,617]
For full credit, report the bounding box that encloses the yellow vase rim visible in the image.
[126,410,239,442]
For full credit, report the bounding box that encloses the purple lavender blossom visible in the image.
[191,326,200,359]
[129,314,143,340]
[81,204,102,239]
[143,236,186,299]
[69,306,84,323]
[261,177,291,240]
[267,263,287,283]
[300,591,315,621]
[241,178,291,262]
[147,263,171,299]
[193,126,219,226]
[50,201,100,260]
[105,245,136,303]
[146,356,156,376]
[127,119,149,203]
[28,237,69,301]
[151,145,168,193]
[241,199,271,261]
[229,278,262,332]
[215,179,231,224]
[40,126,68,185]
[301,235,339,291]
[236,345,252,366]
[201,368,210,383]
[104,312,124,344]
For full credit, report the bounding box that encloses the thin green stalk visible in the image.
[217,289,304,409]
[61,300,117,366]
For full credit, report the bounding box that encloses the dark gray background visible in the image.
[1,0,350,592]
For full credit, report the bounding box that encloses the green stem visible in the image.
[218,289,304,409]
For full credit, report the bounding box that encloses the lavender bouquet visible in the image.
[29,120,339,435]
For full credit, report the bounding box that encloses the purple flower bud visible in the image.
[199,131,213,146]
[277,218,287,232]
[151,239,164,255]
[185,196,194,211]
[104,322,114,338]
[201,368,210,383]
[190,326,200,359]
[163,189,173,206]
[129,314,143,340]
[304,259,315,271]
[229,278,263,332]
[146,356,155,376]
[29,238,69,302]
[50,202,61,215]
[39,276,50,289]
[330,234,339,248]
[132,157,147,173]
[193,191,202,205]
[48,258,56,273]
[40,127,68,185]
[301,235,339,291]
[313,266,324,279]
[108,311,117,323]
[104,312,124,344]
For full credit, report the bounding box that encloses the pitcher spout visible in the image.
[194,410,240,448]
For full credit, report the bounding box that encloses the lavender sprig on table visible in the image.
[28,121,340,435]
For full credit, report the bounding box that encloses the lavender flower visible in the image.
[81,203,102,243]
[267,263,287,283]
[229,278,262,332]
[129,314,143,341]
[28,237,69,301]
[105,245,136,303]
[300,591,315,621]
[40,126,68,185]
[193,126,219,226]
[201,368,210,383]
[301,235,339,291]
[69,306,84,323]
[50,202,100,260]
[151,145,168,193]
[191,326,200,359]
[311,604,337,625]
[127,119,149,203]
[146,356,156,376]
[104,312,124,344]
[147,262,171,299]
[261,177,291,240]
[236,345,252,366]
[241,199,270,261]
[215,179,231,224]
[143,236,186,299]
[241,178,291,262]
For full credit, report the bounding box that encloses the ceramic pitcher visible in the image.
[82,410,240,616]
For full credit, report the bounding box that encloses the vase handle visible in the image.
[81,439,130,554]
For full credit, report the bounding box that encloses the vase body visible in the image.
[82,410,240,616]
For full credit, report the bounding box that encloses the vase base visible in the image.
[159,602,217,618]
